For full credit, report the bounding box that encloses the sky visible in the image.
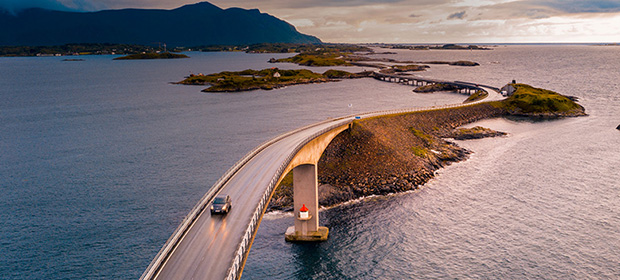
[2,0,620,43]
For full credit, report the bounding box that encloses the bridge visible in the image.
[372,71,502,94]
[140,77,503,280]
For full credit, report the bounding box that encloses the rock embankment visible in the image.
[444,126,506,140]
[267,83,587,211]
[268,103,505,211]
[413,83,459,93]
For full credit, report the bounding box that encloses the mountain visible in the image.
[0,2,321,46]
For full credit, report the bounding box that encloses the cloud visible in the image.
[480,0,620,20]
[0,0,106,14]
[0,0,69,14]
[448,11,467,19]
[533,0,620,13]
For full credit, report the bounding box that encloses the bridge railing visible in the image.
[224,88,505,279]
[140,115,353,280]
[225,119,352,280]
[142,75,503,280]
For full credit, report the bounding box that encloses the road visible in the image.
[142,84,504,280]
[150,117,353,280]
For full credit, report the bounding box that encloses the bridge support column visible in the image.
[285,164,329,242]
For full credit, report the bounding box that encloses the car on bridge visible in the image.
[210,194,232,215]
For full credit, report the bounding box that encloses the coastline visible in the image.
[268,103,506,211]
[268,83,586,212]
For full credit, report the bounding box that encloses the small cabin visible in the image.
[273,72,281,78]
[501,84,517,96]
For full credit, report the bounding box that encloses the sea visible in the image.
[1,45,619,279]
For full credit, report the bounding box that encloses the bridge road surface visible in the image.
[152,117,354,280]
[148,85,503,280]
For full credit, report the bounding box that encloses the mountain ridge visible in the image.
[0,1,321,46]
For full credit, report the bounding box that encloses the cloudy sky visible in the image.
[2,0,620,43]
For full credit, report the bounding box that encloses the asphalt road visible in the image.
[152,118,353,280]
[145,85,503,280]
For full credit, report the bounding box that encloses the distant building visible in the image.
[273,72,281,78]
[501,83,517,96]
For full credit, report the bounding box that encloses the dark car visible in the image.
[210,194,232,215]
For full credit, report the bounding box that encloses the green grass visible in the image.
[410,128,433,145]
[276,53,351,66]
[464,90,488,103]
[179,68,326,92]
[410,147,428,157]
[499,84,581,114]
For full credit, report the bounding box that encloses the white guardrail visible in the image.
[141,79,502,280]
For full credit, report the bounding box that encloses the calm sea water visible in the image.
[1,46,619,279]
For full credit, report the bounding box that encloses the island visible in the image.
[0,43,162,57]
[113,52,189,60]
[444,126,507,140]
[176,68,371,92]
[268,83,585,211]
[421,60,480,66]
[497,83,586,118]
[382,43,492,51]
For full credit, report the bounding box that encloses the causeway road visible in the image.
[143,85,504,280]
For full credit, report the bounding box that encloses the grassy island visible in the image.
[413,83,459,93]
[464,90,489,103]
[177,68,369,92]
[273,53,351,66]
[421,60,480,66]
[445,126,507,140]
[267,83,586,211]
[494,84,586,118]
[114,52,189,60]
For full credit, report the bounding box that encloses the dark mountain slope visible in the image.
[0,2,321,46]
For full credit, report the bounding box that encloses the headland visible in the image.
[268,83,586,211]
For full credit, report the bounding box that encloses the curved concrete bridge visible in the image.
[141,82,503,280]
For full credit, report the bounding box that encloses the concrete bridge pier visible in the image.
[285,164,329,242]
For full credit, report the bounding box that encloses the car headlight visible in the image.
[210,206,214,210]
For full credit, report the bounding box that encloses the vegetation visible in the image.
[449,61,480,66]
[268,81,587,210]
[323,69,373,79]
[420,60,479,66]
[274,53,351,66]
[268,103,506,210]
[177,68,367,92]
[413,83,459,93]
[410,128,433,145]
[410,147,428,157]
[445,126,506,140]
[113,52,189,60]
[494,84,586,117]
[0,43,159,57]
[385,44,491,50]
[394,64,430,72]
[379,64,429,74]
[464,90,489,103]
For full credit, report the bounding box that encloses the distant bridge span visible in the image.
[141,81,503,280]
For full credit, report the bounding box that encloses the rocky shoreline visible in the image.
[264,82,586,212]
[444,126,507,140]
[268,103,506,211]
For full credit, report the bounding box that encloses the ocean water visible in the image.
[1,46,619,279]
[243,45,620,279]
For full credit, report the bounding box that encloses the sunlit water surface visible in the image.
[1,46,619,279]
